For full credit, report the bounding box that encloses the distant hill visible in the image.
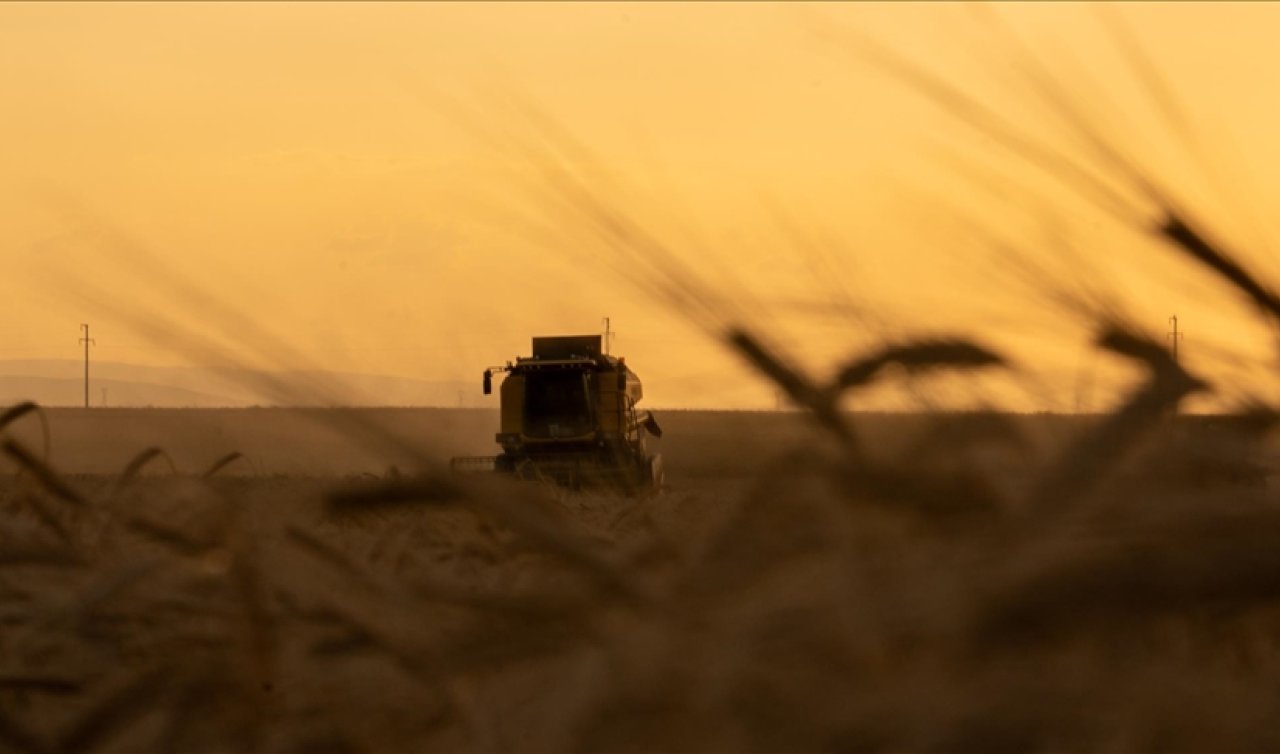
[0,360,484,408]
[0,376,236,408]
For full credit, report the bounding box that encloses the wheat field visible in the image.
[0,404,1278,752]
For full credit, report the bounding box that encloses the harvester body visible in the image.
[453,335,663,492]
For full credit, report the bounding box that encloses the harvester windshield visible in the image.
[523,371,595,439]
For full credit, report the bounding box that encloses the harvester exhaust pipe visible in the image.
[483,369,492,395]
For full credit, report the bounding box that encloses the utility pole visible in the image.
[1167,315,1183,363]
[1167,315,1184,418]
[602,317,613,355]
[101,387,108,407]
[79,323,95,409]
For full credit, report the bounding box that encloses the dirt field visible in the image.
[3,406,1280,752]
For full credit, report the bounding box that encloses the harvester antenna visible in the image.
[79,323,95,409]
[1167,315,1183,363]
[602,317,613,355]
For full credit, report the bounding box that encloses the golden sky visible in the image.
[3,2,1280,409]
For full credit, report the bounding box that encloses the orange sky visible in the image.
[3,2,1280,410]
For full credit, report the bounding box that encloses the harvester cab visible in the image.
[453,335,664,492]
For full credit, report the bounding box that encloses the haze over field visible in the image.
[4,3,1280,410]
[0,359,477,407]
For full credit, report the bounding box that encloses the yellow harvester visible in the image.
[451,335,664,492]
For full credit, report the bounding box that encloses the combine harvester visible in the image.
[451,335,664,493]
